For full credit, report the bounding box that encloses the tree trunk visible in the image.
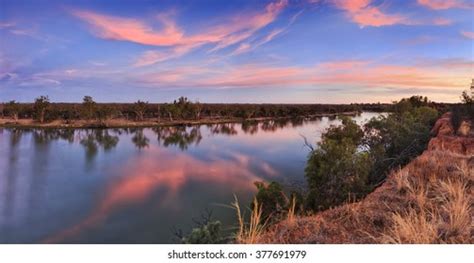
[40,110,45,123]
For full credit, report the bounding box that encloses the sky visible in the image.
[0,0,473,103]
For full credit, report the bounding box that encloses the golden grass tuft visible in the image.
[286,196,297,226]
[382,210,439,244]
[231,195,267,244]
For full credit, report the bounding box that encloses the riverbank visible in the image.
[0,111,360,129]
[254,112,473,244]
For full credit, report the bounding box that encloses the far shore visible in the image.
[0,111,361,129]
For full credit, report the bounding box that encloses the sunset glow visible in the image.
[1,0,472,103]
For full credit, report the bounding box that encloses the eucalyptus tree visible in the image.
[132,100,148,121]
[4,100,20,122]
[81,95,97,120]
[33,96,50,123]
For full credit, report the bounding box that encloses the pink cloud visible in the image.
[134,45,195,67]
[232,27,286,55]
[331,0,408,27]
[72,10,184,46]
[72,0,288,64]
[136,58,472,91]
[231,9,303,55]
[432,18,452,25]
[417,0,467,10]
[461,31,474,39]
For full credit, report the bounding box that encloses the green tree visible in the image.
[4,100,20,122]
[132,100,148,121]
[364,103,438,183]
[163,103,179,121]
[252,181,287,221]
[81,96,97,120]
[33,96,50,123]
[305,117,372,211]
[193,101,203,120]
[96,105,115,123]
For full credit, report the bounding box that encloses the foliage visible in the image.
[364,100,439,183]
[81,96,97,120]
[96,104,116,122]
[393,96,430,113]
[303,96,439,211]
[460,91,473,104]
[178,209,229,244]
[252,181,287,221]
[451,91,474,131]
[305,117,372,211]
[181,221,227,244]
[33,95,50,123]
[131,100,148,121]
[4,100,20,121]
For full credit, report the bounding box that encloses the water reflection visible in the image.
[0,113,382,243]
[33,129,75,144]
[43,145,264,243]
[153,126,202,151]
[130,129,150,150]
[208,123,238,135]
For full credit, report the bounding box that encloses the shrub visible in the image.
[181,221,228,244]
[252,181,287,221]
[364,105,439,183]
[305,118,372,211]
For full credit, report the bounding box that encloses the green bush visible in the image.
[181,221,228,244]
[305,117,372,211]
[364,105,438,183]
[252,181,287,221]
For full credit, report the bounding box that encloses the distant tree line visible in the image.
[0,95,405,124]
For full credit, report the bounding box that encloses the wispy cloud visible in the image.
[133,45,194,67]
[330,0,408,27]
[417,0,471,10]
[73,0,288,65]
[0,22,15,29]
[326,0,455,27]
[71,10,184,46]
[135,57,472,91]
[460,30,474,39]
[231,10,303,55]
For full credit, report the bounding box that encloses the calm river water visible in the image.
[0,112,381,243]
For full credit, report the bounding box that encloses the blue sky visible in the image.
[0,0,473,103]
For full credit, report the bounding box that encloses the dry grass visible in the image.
[231,195,267,244]
[286,197,297,226]
[256,151,473,244]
